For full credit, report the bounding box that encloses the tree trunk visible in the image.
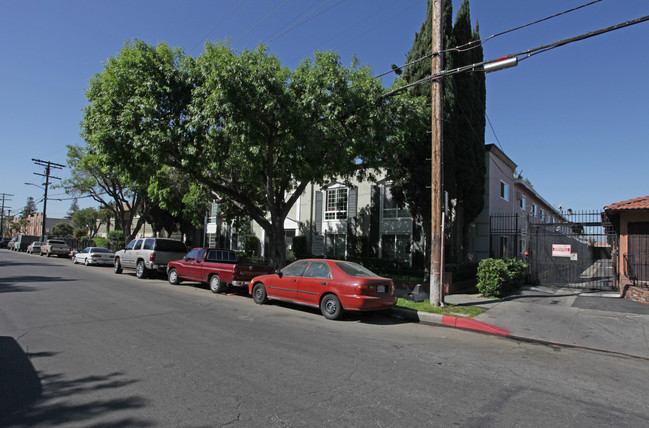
[267,218,287,269]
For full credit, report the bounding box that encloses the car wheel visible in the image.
[252,283,268,304]
[84,258,89,266]
[209,274,224,293]
[168,268,181,285]
[320,294,343,320]
[114,258,123,274]
[136,260,149,279]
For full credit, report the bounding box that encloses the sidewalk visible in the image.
[394,286,649,359]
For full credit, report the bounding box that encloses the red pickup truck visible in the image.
[167,248,273,293]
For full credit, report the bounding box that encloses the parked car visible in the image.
[73,247,115,266]
[40,239,71,258]
[167,248,273,293]
[26,241,44,254]
[249,259,397,320]
[114,238,187,279]
[0,237,11,249]
[7,237,18,250]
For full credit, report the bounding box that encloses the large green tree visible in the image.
[63,144,147,242]
[71,207,102,238]
[82,41,405,266]
[80,40,194,243]
[182,44,394,266]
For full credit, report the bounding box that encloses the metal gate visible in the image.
[490,211,617,290]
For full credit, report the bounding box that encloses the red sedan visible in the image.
[249,259,396,320]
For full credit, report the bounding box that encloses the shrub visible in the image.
[476,258,528,298]
[93,237,110,248]
[50,222,74,237]
[243,235,260,256]
[108,230,125,250]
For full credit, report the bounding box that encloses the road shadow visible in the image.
[0,337,152,426]
[0,276,78,293]
[0,337,42,417]
[0,260,55,268]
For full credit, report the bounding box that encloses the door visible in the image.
[269,260,309,301]
[121,240,139,268]
[297,261,332,306]
[177,248,200,280]
[628,222,649,282]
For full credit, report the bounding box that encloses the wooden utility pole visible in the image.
[430,0,443,306]
[32,159,64,241]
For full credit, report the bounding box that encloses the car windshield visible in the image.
[335,261,381,278]
[154,240,187,252]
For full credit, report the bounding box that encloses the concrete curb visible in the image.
[389,307,649,360]
[389,307,511,337]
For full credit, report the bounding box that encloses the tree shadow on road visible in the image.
[0,336,153,426]
[0,276,79,293]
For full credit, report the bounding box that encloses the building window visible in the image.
[326,234,346,258]
[500,181,510,201]
[381,234,410,264]
[325,188,347,220]
[520,196,526,210]
[539,208,545,221]
[532,204,537,216]
[383,185,410,219]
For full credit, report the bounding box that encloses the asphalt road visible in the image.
[1,250,648,427]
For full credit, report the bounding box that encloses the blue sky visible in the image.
[1,0,648,220]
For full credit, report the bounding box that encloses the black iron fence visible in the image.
[625,254,649,286]
[490,211,617,290]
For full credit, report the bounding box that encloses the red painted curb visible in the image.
[441,315,510,337]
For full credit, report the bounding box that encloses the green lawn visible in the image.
[395,298,486,318]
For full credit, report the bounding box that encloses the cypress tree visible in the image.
[389,0,485,263]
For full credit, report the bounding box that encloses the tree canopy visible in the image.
[50,222,74,237]
[81,41,410,266]
[71,207,102,238]
[20,197,38,219]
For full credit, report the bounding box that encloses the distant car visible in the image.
[73,247,116,266]
[6,237,18,250]
[0,237,11,249]
[26,241,44,254]
[40,239,71,258]
[249,259,397,320]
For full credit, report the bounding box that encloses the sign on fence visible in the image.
[552,244,572,258]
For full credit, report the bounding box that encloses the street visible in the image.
[1,250,648,427]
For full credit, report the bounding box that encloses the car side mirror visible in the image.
[275,269,283,279]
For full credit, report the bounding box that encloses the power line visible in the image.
[333,2,421,51]
[233,0,290,45]
[376,0,604,79]
[381,13,649,98]
[189,0,247,53]
[267,0,334,44]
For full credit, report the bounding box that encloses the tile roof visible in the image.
[604,196,649,212]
